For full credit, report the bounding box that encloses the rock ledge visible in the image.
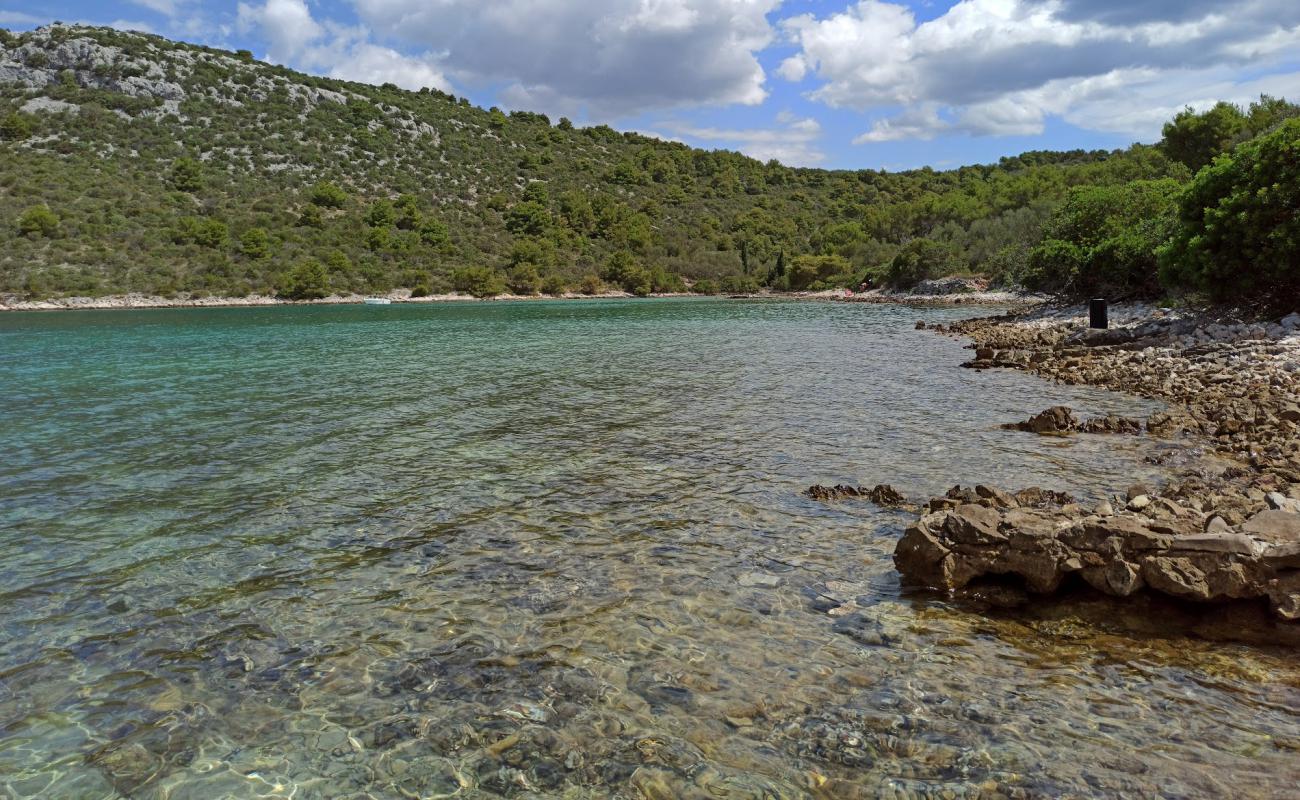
[895,487,1300,620]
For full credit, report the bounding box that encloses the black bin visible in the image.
[1089,298,1108,329]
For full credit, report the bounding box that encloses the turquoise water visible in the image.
[0,298,1296,799]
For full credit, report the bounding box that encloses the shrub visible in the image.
[297,204,324,228]
[240,227,271,260]
[579,274,603,295]
[718,274,761,293]
[505,201,550,236]
[452,266,505,297]
[1027,179,1180,296]
[540,274,567,295]
[365,199,396,228]
[169,157,203,192]
[1159,118,1300,300]
[602,250,653,294]
[18,204,60,238]
[309,181,348,208]
[886,240,958,289]
[279,259,330,299]
[787,254,851,291]
[365,226,390,251]
[0,112,33,141]
[199,220,229,248]
[507,263,541,294]
[692,278,719,294]
[419,219,449,246]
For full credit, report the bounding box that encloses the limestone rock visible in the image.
[1127,495,1152,511]
[1005,405,1077,434]
[894,485,1300,620]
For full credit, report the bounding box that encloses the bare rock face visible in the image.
[894,487,1300,621]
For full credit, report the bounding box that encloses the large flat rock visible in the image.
[895,488,1300,622]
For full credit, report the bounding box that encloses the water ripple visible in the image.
[1,299,1296,799]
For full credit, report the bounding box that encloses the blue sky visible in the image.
[3,1,1299,170]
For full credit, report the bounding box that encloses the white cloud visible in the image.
[783,0,1300,142]
[107,19,158,34]
[0,10,45,26]
[853,105,948,143]
[235,0,452,91]
[129,0,179,15]
[351,0,780,117]
[236,0,323,63]
[325,41,450,91]
[662,114,825,165]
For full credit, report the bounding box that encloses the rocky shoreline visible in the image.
[1,282,1040,312]
[828,302,1300,642]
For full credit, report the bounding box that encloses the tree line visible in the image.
[1,25,1296,305]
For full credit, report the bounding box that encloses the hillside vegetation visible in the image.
[1,24,1296,302]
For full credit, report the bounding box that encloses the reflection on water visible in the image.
[0,298,1296,799]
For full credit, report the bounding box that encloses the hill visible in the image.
[0,23,1291,302]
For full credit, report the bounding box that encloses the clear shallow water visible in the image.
[0,298,1296,799]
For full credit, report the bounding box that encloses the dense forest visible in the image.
[1,24,1297,301]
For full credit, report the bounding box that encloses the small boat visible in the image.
[362,297,392,305]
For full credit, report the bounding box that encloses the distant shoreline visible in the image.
[0,287,1042,313]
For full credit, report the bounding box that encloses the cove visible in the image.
[1,299,1296,798]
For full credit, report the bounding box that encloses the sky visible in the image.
[3,1,1299,170]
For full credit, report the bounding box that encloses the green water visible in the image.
[0,298,1296,799]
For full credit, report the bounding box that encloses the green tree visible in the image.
[506,201,550,236]
[1244,94,1300,136]
[507,263,541,294]
[309,181,348,208]
[1160,118,1300,300]
[452,266,505,297]
[169,157,203,192]
[395,194,422,229]
[787,254,851,291]
[279,258,330,299]
[0,112,33,141]
[365,199,396,228]
[240,227,271,260]
[18,205,60,238]
[886,239,958,288]
[297,204,324,229]
[419,219,449,247]
[540,274,567,295]
[194,219,228,248]
[365,226,391,251]
[1160,102,1247,172]
[1028,179,1180,296]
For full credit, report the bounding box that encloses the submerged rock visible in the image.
[1003,406,1143,435]
[805,483,918,510]
[1005,405,1078,434]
